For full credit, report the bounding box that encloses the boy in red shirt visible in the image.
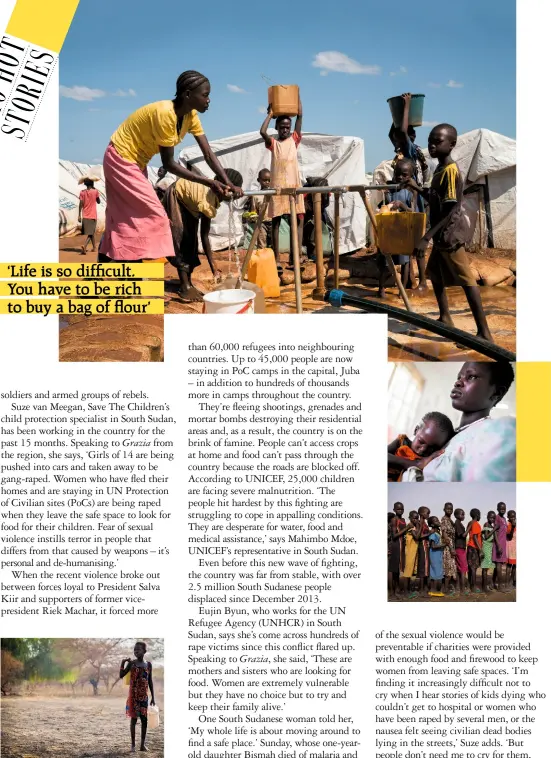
[78,179,101,254]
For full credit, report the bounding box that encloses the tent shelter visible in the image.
[372,129,516,249]
[59,160,157,237]
[177,131,367,253]
[60,133,366,252]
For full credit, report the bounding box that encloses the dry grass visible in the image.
[1,696,163,757]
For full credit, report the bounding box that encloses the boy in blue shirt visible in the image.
[389,93,429,212]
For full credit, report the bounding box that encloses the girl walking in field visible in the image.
[120,642,155,752]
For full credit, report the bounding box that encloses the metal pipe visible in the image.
[242,184,400,196]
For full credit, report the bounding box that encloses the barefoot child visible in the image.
[389,93,429,212]
[481,510,497,592]
[244,169,273,248]
[388,411,455,481]
[402,510,420,598]
[162,169,243,300]
[454,508,468,594]
[506,510,516,589]
[78,179,100,254]
[493,502,508,591]
[409,123,493,341]
[416,506,431,596]
[441,502,457,594]
[120,642,155,753]
[428,516,445,597]
[388,502,409,597]
[376,158,428,296]
[387,512,395,589]
[260,97,304,267]
[100,70,242,263]
[466,509,482,593]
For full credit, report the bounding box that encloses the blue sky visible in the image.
[59,0,515,171]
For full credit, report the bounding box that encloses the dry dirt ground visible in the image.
[59,236,516,363]
[0,696,164,757]
[388,586,516,603]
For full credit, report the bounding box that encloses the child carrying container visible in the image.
[376,158,428,297]
[260,95,304,268]
[388,93,429,213]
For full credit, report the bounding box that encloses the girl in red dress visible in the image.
[120,642,155,753]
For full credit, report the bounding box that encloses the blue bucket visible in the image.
[387,94,425,128]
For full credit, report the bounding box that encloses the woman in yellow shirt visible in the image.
[100,70,242,262]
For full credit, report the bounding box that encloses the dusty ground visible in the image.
[388,585,516,603]
[59,235,516,362]
[0,695,164,757]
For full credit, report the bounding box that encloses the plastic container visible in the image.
[387,94,425,128]
[247,248,280,298]
[202,289,256,314]
[148,705,160,729]
[124,672,131,686]
[269,85,299,117]
[375,212,426,255]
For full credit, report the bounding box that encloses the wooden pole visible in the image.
[483,177,495,248]
[359,190,412,312]
[238,198,269,286]
[333,193,340,290]
[313,194,325,298]
[478,190,484,250]
[289,195,303,313]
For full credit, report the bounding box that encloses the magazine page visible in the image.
[1,1,550,757]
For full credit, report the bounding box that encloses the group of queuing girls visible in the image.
[388,501,516,600]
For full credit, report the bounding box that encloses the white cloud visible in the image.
[227,84,248,94]
[428,82,442,88]
[400,66,407,73]
[312,51,381,75]
[446,79,464,88]
[422,120,439,127]
[60,85,106,101]
[88,107,101,112]
[112,88,136,97]
[389,72,397,77]
[353,99,360,105]
[257,106,267,114]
